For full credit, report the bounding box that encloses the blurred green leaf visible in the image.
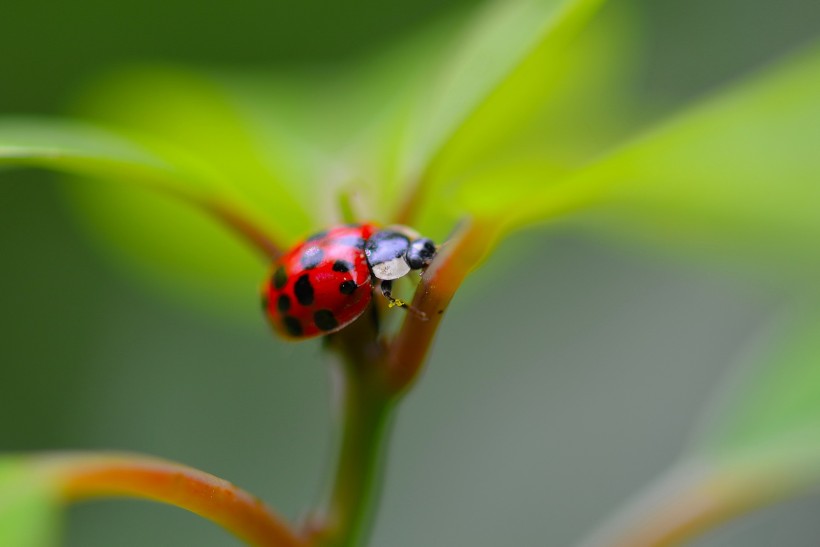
[522,43,820,282]
[410,0,642,238]
[0,117,195,192]
[581,312,820,547]
[0,458,60,547]
[0,117,276,319]
[606,312,820,545]
[56,59,444,316]
[406,0,607,175]
[695,313,820,465]
[582,311,820,547]
[72,66,314,239]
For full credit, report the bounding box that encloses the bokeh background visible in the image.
[2,0,820,545]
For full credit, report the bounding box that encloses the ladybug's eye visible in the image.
[406,238,436,270]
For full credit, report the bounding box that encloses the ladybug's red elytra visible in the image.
[262,224,437,339]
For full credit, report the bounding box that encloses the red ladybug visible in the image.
[262,224,437,339]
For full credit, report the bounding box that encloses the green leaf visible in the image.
[0,117,197,193]
[521,42,820,282]
[0,117,278,318]
[407,0,641,238]
[580,311,820,547]
[72,66,314,239]
[407,0,609,175]
[0,458,60,547]
[695,313,820,465]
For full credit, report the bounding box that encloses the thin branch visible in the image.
[201,198,284,260]
[386,218,499,394]
[35,451,304,547]
[152,181,283,260]
[578,457,815,547]
[305,308,394,547]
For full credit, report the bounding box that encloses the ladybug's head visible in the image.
[405,238,436,270]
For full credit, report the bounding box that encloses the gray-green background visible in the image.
[2,0,820,545]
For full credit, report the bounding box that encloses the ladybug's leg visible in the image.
[378,280,427,320]
[379,279,406,308]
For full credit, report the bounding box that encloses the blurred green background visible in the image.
[2,0,820,545]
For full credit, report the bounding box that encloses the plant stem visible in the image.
[35,451,304,547]
[307,313,396,547]
[203,198,284,259]
[314,368,394,547]
[305,220,497,546]
[387,218,498,393]
[579,457,814,547]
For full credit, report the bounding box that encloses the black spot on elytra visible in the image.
[332,260,353,273]
[277,294,291,313]
[294,274,314,306]
[314,309,339,331]
[273,266,288,289]
[334,236,366,250]
[306,230,328,242]
[282,316,303,336]
[339,280,357,295]
[300,246,324,269]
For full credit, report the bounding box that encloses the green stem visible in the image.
[306,220,495,546]
[324,368,394,547]
[306,315,395,547]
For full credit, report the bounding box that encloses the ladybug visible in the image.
[262,224,437,339]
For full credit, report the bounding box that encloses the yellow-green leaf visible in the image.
[695,313,820,464]
[0,117,279,318]
[408,0,641,239]
[0,458,60,547]
[538,42,820,283]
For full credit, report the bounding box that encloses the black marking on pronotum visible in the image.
[334,236,367,250]
[314,309,339,331]
[332,260,353,273]
[294,274,314,306]
[282,316,303,336]
[306,230,328,242]
[339,280,357,295]
[300,246,324,269]
[273,266,288,289]
[365,231,410,264]
[277,294,291,313]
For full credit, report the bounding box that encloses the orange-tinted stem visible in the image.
[386,218,498,394]
[581,459,810,547]
[202,198,283,260]
[37,452,304,547]
[159,181,283,260]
